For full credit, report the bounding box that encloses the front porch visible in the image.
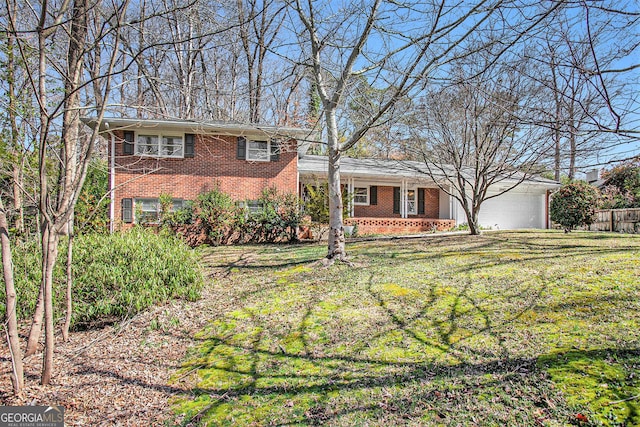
[299,155,458,236]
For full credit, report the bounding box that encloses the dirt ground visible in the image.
[0,286,216,426]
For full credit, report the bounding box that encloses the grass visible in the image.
[171,231,640,426]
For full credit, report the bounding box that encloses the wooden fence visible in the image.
[589,208,640,233]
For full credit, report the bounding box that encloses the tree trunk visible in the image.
[1,198,24,395]
[40,223,59,385]
[553,106,562,182]
[568,114,577,180]
[325,109,346,260]
[459,193,481,236]
[62,218,73,341]
[327,149,346,259]
[549,51,563,182]
[468,210,481,235]
[6,0,25,235]
[25,287,44,356]
[11,166,24,234]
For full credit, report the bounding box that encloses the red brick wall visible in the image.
[111,131,297,226]
[354,186,399,218]
[354,186,440,218]
[423,188,439,218]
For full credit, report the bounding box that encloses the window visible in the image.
[247,140,269,161]
[135,198,184,223]
[407,189,417,215]
[161,136,183,157]
[137,135,159,156]
[353,187,369,205]
[238,200,263,213]
[135,133,184,158]
[237,137,279,161]
[136,198,160,222]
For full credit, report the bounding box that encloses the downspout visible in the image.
[296,153,300,203]
[545,189,550,229]
[106,125,115,234]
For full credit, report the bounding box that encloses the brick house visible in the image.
[83,117,559,234]
[83,117,309,231]
[299,155,560,234]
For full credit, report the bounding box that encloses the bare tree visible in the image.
[542,2,639,169]
[9,0,128,385]
[522,6,628,180]
[1,196,23,395]
[289,0,561,260]
[411,58,550,235]
[237,0,286,123]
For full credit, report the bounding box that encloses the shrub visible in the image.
[0,229,203,329]
[163,186,240,246]
[599,159,640,209]
[75,160,109,234]
[303,183,331,223]
[165,186,302,246]
[303,182,351,223]
[245,187,302,243]
[550,181,599,232]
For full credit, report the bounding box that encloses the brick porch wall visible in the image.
[347,217,456,234]
[111,131,297,227]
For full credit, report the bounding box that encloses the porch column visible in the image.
[401,180,407,219]
[348,178,355,217]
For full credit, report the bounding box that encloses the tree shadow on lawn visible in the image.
[171,232,639,425]
[171,335,567,426]
[201,245,324,278]
[169,274,630,426]
[539,348,640,426]
[358,233,639,277]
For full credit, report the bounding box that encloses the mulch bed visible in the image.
[0,287,215,426]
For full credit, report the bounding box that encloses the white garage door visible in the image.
[477,189,546,230]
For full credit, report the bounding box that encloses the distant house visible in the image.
[586,169,606,188]
[83,117,560,234]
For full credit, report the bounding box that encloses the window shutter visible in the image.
[237,136,247,160]
[370,186,378,205]
[418,188,425,215]
[123,131,134,155]
[184,133,195,158]
[122,198,133,223]
[393,187,400,214]
[270,140,280,162]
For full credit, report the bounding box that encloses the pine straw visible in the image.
[0,286,217,426]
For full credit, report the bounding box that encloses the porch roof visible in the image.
[298,155,560,188]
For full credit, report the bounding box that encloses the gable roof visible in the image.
[298,155,560,189]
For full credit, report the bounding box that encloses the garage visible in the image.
[476,187,548,230]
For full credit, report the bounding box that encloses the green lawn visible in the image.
[171,231,640,426]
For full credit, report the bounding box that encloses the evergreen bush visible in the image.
[550,181,599,232]
[0,229,203,329]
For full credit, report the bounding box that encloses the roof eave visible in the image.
[80,117,312,139]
